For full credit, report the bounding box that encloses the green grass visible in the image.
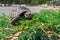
[0,10,60,40]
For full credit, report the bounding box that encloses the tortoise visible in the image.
[11,6,33,25]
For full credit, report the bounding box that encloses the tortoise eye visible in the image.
[29,14,31,15]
